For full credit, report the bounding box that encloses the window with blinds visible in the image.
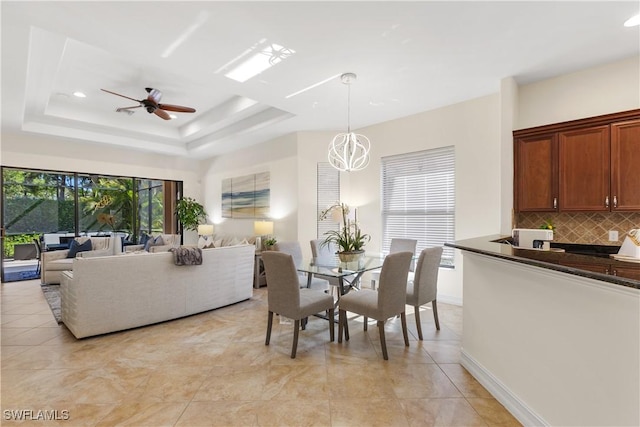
[317,162,340,238]
[381,146,455,267]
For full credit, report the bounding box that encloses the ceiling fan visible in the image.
[101,87,196,120]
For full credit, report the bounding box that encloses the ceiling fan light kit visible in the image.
[328,73,371,172]
[101,87,196,120]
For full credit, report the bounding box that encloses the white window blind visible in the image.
[317,162,340,238]
[381,146,455,266]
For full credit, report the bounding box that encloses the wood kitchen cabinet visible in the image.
[611,119,640,211]
[558,125,610,211]
[514,110,640,213]
[514,134,557,212]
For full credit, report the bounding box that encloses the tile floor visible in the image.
[1,280,522,426]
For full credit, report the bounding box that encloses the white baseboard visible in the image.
[437,294,462,306]
[461,350,549,427]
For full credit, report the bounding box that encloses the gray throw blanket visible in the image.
[169,247,203,266]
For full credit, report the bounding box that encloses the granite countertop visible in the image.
[445,235,640,289]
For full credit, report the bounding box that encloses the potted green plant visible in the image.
[319,202,370,262]
[175,197,207,232]
[264,237,277,251]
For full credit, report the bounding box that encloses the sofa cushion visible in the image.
[144,235,165,251]
[67,239,92,258]
[198,236,214,249]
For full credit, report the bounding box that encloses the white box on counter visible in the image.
[512,228,554,249]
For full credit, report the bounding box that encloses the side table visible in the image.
[254,252,267,289]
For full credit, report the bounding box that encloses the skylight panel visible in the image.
[216,40,295,83]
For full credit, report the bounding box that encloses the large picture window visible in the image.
[381,146,455,266]
[1,167,181,282]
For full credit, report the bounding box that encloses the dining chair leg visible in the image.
[344,312,350,341]
[432,300,440,330]
[363,316,368,331]
[414,305,423,340]
[265,311,274,345]
[378,320,388,360]
[291,319,300,358]
[328,309,335,342]
[338,309,345,343]
[401,312,409,347]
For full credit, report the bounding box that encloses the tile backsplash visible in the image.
[516,212,640,245]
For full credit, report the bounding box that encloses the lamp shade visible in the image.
[254,220,274,235]
[197,224,214,236]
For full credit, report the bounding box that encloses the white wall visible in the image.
[462,252,640,426]
[1,132,203,241]
[1,132,201,193]
[499,77,519,235]
[200,133,299,243]
[517,55,640,129]
[203,94,503,305]
[355,95,502,305]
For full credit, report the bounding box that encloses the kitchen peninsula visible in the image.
[447,236,639,427]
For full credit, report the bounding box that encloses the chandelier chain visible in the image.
[328,72,370,172]
[347,82,351,133]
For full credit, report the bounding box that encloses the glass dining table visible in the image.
[296,255,385,299]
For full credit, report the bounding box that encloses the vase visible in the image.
[338,250,364,263]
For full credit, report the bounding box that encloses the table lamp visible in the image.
[197,224,214,236]
[254,220,274,250]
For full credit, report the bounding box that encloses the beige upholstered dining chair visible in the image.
[338,251,413,360]
[274,241,330,290]
[370,238,417,290]
[407,247,443,340]
[262,251,335,358]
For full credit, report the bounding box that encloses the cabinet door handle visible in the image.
[605,196,609,208]
[553,197,557,209]
[613,195,617,208]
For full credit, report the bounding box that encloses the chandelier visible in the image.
[328,73,371,172]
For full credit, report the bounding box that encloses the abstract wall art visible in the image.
[221,172,270,219]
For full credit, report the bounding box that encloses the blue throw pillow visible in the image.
[144,235,165,252]
[67,239,92,258]
[139,233,150,246]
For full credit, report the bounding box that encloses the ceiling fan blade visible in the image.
[116,105,142,111]
[101,89,141,103]
[158,103,196,113]
[154,109,171,120]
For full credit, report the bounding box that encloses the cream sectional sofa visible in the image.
[60,244,254,338]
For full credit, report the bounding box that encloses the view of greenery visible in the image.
[2,169,173,258]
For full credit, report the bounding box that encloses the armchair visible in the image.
[41,236,116,284]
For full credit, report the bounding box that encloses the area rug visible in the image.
[40,284,62,324]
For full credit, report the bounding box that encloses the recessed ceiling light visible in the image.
[624,13,640,27]
[169,114,177,119]
[73,91,86,98]
[216,39,295,83]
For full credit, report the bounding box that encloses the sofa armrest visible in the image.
[42,249,70,262]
